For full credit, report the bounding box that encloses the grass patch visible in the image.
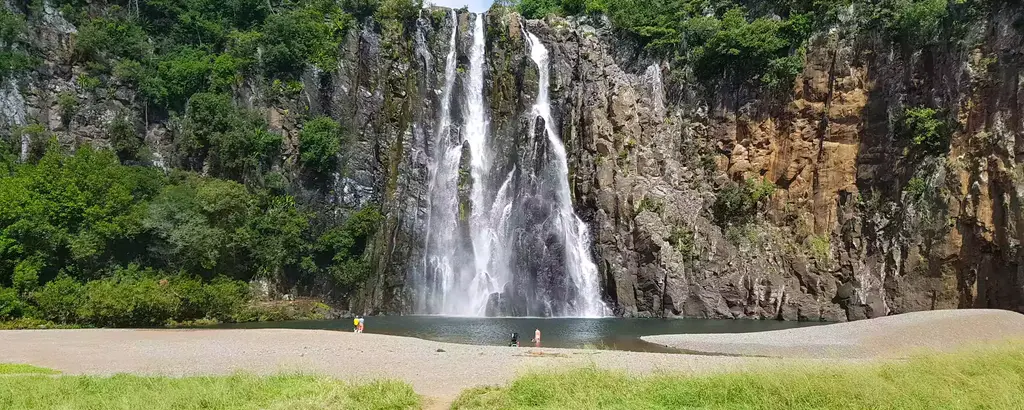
[452,343,1024,409]
[0,373,418,409]
[0,364,59,375]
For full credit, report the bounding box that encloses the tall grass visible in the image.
[0,373,419,410]
[452,343,1024,409]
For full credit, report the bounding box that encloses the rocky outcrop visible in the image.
[3,3,1024,320]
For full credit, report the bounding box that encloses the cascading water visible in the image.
[462,13,512,316]
[421,10,463,313]
[523,31,606,318]
[416,14,606,317]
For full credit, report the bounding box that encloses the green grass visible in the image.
[452,344,1024,409]
[0,364,59,375]
[0,373,419,409]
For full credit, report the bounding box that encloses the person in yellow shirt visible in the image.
[353,316,359,333]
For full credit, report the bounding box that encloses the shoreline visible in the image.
[3,309,1023,400]
[0,327,833,399]
[642,309,1024,358]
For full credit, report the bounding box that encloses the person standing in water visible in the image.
[532,328,541,347]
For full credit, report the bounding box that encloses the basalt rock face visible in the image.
[4,3,1024,320]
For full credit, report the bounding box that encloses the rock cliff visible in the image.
[3,2,1023,320]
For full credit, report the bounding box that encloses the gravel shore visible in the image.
[0,328,826,399]
[642,309,1024,358]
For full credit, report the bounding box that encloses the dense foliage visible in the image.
[515,0,996,92]
[0,145,381,327]
[901,106,950,155]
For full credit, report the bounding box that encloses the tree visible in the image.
[299,117,342,176]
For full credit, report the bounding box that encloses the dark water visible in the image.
[216,316,824,353]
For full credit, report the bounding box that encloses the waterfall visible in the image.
[462,13,507,316]
[645,64,665,116]
[416,15,606,317]
[524,31,606,317]
[421,10,463,314]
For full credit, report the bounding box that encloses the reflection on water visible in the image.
[216,316,824,353]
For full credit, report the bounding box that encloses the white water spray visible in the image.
[421,10,464,313]
[524,31,607,317]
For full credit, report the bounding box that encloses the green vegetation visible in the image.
[0,373,418,410]
[807,234,831,262]
[712,177,776,228]
[0,145,382,327]
[636,196,663,215]
[299,116,343,177]
[512,0,993,94]
[0,364,59,375]
[0,9,36,81]
[905,176,929,199]
[452,344,1024,409]
[174,92,281,183]
[667,227,696,261]
[902,106,950,156]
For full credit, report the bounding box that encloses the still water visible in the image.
[216,316,823,353]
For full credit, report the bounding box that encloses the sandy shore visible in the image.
[3,309,1021,402]
[0,328,825,400]
[643,309,1024,358]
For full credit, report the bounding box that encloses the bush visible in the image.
[0,287,27,320]
[902,107,949,155]
[312,207,383,293]
[32,275,84,324]
[299,117,342,176]
[889,0,948,47]
[260,5,348,78]
[0,9,35,80]
[108,115,143,162]
[77,267,181,327]
[175,92,282,181]
[170,275,250,322]
[74,17,150,64]
[712,178,776,228]
[518,0,562,19]
[57,92,79,127]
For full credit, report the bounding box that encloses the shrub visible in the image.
[77,267,181,327]
[145,47,215,111]
[712,177,776,228]
[889,0,948,47]
[299,117,342,176]
[74,17,150,63]
[0,287,27,320]
[518,0,562,19]
[260,5,348,78]
[176,92,282,181]
[902,107,949,155]
[170,275,249,322]
[32,275,84,324]
[808,234,831,262]
[0,9,35,81]
[57,92,79,127]
[667,227,696,261]
[905,176,928,199]
[108,115,143,162]
[11,257,42,295]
